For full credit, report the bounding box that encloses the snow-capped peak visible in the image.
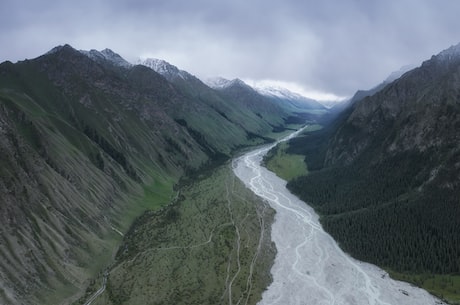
[138,58,178,74]
[137,58,191,81]
[249,81,316,102]
[248,81,327,109]
[205,77,248,89]
[205,77,232,89]
[253,84,306,100]
[80,48,132,68]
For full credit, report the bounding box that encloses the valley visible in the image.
[1,41,460,305]
[77,164,276,305]
[234,130,445,305]
[0,45,321,305]
[264,43,460,304]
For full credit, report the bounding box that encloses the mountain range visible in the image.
[285,42,460,302]
[3,40,460,305]
[0,45,322,305]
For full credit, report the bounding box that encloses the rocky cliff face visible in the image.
[287,43,460,281]
[325,43,460,171]
[0,46,195,304]
[0,45,307,305]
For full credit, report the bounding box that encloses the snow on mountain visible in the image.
[251,82,326,109]
[205,77,232,89]
[205,77,249,89]
[253,84,307,100]
[206,77,326,109]
[137,58,191,80]
[80,48,132,68]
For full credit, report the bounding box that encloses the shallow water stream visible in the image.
[233,130,445,305]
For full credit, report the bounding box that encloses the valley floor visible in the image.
[77,164,276,305]
[233,135,446,305]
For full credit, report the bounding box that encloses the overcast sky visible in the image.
[1,0,460,100]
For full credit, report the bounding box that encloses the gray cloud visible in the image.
[2,0,460,97]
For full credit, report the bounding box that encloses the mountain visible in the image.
[0,44,309,305]
[325,64,417,125]
[207,77,273,110]
[383,64,416,83]
[101,165,276,305]
[205,76,249,89]
[286,43,460,300]
[208,77,327,130]
[137,59,301,142]
[348,64,415,106]
[251,82,327,111]
[207,77,327,112]
[80,48,133,68]
[137,58,190,81]
[205,76,237,89]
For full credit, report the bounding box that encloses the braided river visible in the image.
[233,130,445,305]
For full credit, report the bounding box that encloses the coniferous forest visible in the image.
[287,113,460,276]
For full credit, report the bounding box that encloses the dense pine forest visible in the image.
[288,132,460,274]
[280,46,460,303]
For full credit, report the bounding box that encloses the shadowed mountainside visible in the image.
[0,45,320,305]
[285,43,460,302]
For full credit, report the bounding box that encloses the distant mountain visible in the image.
[80,47,133,68]
[137,58,191,81]
[338,64,416,111]
[251,82,327,111]
[205,76,247,89]
[325,64,417,124]
[0,44,312,305]
[210,77,305,128]
[326,44,460,166]
[138,61,301,141]
[208,77,328,126]
[210,77,293,129]
[287,42,460,290]
[384,64,415,83]
[208,77,326,110]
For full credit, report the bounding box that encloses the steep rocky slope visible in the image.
[287,43,460,286]
[0,45,309,305]
[210,78,323,130]
[138,59,289,147]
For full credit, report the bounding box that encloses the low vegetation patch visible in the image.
[82,165,276,305]
[263,125,322,181]
[389,272,460,304]
[264,142,308,181]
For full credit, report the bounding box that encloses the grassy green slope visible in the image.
[0,84,183,304]
[263,142,308,181]
[0,45,304,305]
[150,68,292,153]
[79,165,275,305]
[263,125,322,180]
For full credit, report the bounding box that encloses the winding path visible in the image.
[83,271,108,305]
[232,129,445,305]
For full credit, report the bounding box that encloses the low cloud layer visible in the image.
[2,0,460,98]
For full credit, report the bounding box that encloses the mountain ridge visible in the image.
[137,58,191,81]
[0,44,320,305]
[80,48,133,68]
[284,42,460,302]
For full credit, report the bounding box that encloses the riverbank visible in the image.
[233,131,445,305]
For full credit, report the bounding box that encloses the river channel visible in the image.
[232,130,445,305]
